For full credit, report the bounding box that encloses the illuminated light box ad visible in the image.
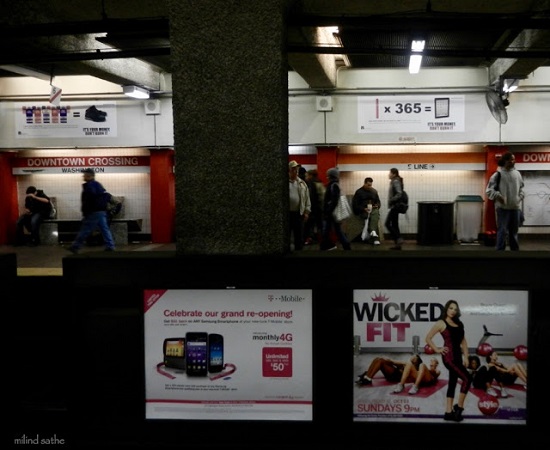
[353,289,528,425]
[144,289,313,421]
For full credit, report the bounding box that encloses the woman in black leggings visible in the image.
[426,300,472,422]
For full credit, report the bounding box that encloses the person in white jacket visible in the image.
[485,152,525,251]
[288,160,311,251]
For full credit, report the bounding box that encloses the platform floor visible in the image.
[2,236,549,276]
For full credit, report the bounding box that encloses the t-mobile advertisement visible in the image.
[353,289,528,425]
[144,289,313,421]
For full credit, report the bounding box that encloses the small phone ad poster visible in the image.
[353,289,528,424]
[144,289,313,421]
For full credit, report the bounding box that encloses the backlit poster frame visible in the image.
[353,288,529,425]
[144,289,313,421]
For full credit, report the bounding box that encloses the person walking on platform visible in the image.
[385,168,405,250]
[320,167,351,251]
[68,168,115,254]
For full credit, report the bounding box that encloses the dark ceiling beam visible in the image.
[287,15,550,31]
[0,18,169,38]
[287,45,550,59]
[0,48,170,66]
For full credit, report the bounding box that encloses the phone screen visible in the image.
[185,332,208,376]
[163,338,186,370]
[208,334,224,373]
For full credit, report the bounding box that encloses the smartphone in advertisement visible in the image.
[163,338,186,370]
[208,333,224,373]
[185,332,208,376]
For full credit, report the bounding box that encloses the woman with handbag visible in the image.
[320,167,352,251]
[385,167,405,250]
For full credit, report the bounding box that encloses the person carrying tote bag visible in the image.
[320,167,352,251]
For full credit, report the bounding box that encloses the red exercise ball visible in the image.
[513,344,528,361]
[478,394,499,415]
[477,342,493,356]
[424,344,435,355]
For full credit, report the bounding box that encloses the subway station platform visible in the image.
[2,236,549,276]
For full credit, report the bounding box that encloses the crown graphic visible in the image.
[371,292,390,302]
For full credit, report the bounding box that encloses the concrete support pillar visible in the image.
[168,0,291,255]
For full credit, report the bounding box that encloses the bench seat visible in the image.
[40,219,142,245]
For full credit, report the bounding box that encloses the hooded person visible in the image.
[320,167,351,251]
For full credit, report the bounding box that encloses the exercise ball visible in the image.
[513,344,528,361]
[478,394,499,415]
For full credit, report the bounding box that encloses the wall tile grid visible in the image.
[16,149,151,234]
[339,170,485,235]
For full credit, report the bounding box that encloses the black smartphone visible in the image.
[185,332,208,376]
[208,333,224,373]
[163,338,186,370]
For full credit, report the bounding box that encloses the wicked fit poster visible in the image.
[353,289,528,424]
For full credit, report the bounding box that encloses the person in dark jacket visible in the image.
[68,168,115,253]
[352,177,381,245]
[385,167,405,250]
[320,167,351,251]
[15,186,52,246]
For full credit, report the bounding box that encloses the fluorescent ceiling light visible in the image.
[409,40,425,74]
[411,40,425,52]
[409,54,423,74]
[123,85,150,99]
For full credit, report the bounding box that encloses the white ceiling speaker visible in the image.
[316,96,333,112]
[144,99,161,115]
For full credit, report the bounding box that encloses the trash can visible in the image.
[455,195,484,243]
[417,201,455,245]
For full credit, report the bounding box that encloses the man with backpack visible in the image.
[486,151,525,251]
[67,168,116,254]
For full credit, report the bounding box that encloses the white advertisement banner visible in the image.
[144,289,313,421]
[353,289,528,425]
[15,101,117,138]
[358,95,465,133]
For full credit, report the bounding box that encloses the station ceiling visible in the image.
[1,0,549,92]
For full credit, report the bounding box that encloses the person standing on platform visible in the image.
[485,151,525,251]
[352,177,381,245]
[68,168,115,254]
[385,168,405,250]
[320,167,351,251]
[288,160,311,251]
[15,186,52,246]
[303,169,325,245]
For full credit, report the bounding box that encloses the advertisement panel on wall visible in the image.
[144,289,313,421]
[353,289,528,425]
[357,95,465,133]
[15,101,117,138]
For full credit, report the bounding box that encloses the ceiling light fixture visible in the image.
[409,40,425,74]
[123,85,150,99]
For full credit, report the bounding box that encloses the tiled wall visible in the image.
[16,149,151,234]
[339,170,486,235]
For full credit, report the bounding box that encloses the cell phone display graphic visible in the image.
[163,338,186,370]
[434,97,450,118]
[185,332,208,376]
[208,333,224,373]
